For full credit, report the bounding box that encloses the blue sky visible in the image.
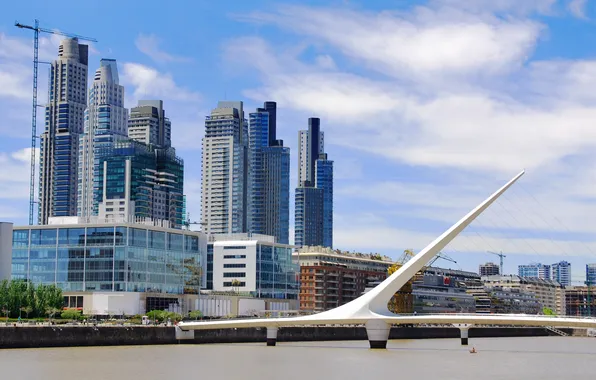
[2,0,596,282]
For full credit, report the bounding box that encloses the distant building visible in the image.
[38,38,89,224]
[294,246,392,313]
[206,233,299,301]
[479,262,500,276]
[483,275,564,315]
[518,263,551,280]
[128,100,171,148]
[294,118,333,248]
[586,264,596,285]
[78,59,128,218]
[201,101,248,235]
[565,287,596,317]
[551,261,571,287]
[247,102,290,244]
[486,287,541,315]
[412,270,476,314]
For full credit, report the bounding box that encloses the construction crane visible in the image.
[487,250,506,275]
[396,249,458,269]
[15,19,97,225]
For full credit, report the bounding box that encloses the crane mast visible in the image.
[487,250,506,275]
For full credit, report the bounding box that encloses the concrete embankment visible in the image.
[0,326,575,349]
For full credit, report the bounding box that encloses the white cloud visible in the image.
[568,0,588,18]
[120,62,201,104]
[135,34,191,63]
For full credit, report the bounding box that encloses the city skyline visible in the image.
[3,1,596,280]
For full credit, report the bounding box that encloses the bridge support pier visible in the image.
[266,327,278,346]
[454,324,472,346]
[366,320,390,349]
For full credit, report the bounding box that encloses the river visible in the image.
[1,337,595,379]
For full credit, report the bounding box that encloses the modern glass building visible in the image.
[209,234,299,300]
[11,223,207,294]
[95,139,185,229]
[295,118,334,248]
[78,59,128,218]
[551,261,571,286]
[128,100,172,148]
[38,38,89,224]
[518,263,551,280]
[248,102,290,244]
[201,101,248,235]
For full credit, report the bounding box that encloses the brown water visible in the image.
[1,337,595,379]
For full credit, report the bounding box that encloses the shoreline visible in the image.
[0,325,580,349]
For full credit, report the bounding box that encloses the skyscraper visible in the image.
[201,101,248,234]
[294,118,333,248]
[551,261,571,286]
[95,139,184,228]
[77,59,128,218]
[248,102,290,244]
[128,100,172,148]
[38,38,88,224]
[518,263,551,280]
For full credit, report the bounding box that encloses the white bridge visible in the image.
[178,170,596,348]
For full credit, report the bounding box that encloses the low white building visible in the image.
[210,234,299,301]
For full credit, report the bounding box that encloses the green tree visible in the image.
[146,310,167,322]
[543,307,555,316]
[60,308,82,321]
[189,310,203,320]
[20,306,33,319]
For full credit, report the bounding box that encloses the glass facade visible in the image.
[255,244,299,300]
[518,263,551,280]
[315,158,333,248]
[294,187,323,247]
[11,225,206,294]
[248,104,290,244]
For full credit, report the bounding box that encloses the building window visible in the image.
[223,272,246,278]
[223,255,246,259]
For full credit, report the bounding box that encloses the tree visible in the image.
[231,279,241,294]
[189,310,203,320]
[60,308,82,321]
[20,306,33,319]
[146,310,167,322]
[543,307,555,316]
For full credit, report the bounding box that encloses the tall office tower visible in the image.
[586,264,596,286]
[201,101,248,234]
[479,262,500,276]
[128,100,172,148]
[518,263,551,280]
[551,261,571,286]
[38,38,89,224]
[248,102,290,244]
[294,118,334,248]
[95,140,184,228]
[77,59,128,218]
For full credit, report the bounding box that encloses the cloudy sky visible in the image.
[2,0,596,282]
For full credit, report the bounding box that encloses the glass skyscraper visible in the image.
[248,102,290,244]
[128,100,172,148]
[38,38,89,224]
[95,139,185,228]
[294,118,333,248]
[78,59,128,218]
[518,263,551,280]
[586,264,596,286]
[201,101,248,235]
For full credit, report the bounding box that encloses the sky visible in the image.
[2,0,596,282]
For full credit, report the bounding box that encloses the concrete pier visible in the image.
[366,320,391,349]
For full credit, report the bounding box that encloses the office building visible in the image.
[78,59,128,218]
[479,262,500,276]
[95,139,184,228]
[128,100,171,148]
[248,102,290,244]
[10,218,207,314]
[413,272,476,314]
[565,287,596,317]
[551,261,571,287]
[518,263,551,280]
[586,264,596,285]
[294,246,392,312]
[294,118,333,248]
[201,101,248,235]
[38,38,89,224]
[208,233,299,300]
